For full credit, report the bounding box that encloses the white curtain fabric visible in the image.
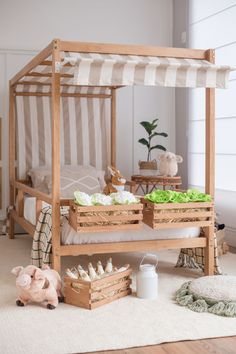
[15,88,110,179]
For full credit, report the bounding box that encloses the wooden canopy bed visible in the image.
[8,39,233,274]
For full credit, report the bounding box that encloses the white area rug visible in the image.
[1,235,236,354]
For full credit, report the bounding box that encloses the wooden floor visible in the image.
[89,337,236,354]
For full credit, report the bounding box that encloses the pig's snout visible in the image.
[16,274,31,289]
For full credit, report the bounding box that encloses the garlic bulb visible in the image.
[97,261,105,276]
[66,268,78,279]
[105,257,113,273]
[80,272,91,282]
[117,264,130,272]
[88,262,99,280]
[77,265,91,281]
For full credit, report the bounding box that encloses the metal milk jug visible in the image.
[136,253,158,299]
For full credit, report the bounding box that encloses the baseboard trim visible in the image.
[225,226,236,247]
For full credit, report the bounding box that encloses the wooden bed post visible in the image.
[9,85,15,239]
[111,88,116,167]
[51,39,61,272]
[204,49,215,276]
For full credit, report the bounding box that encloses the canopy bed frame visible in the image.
[8,39,221,274]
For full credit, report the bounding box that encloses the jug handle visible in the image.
[140,253,158,268]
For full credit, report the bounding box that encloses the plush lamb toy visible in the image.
[11,264,63,309]
[158,152,183,177]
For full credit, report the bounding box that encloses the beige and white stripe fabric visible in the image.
[64,53,234,89]
[15,86,110,179]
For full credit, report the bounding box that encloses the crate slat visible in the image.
[91,268,132,288]
[75,203,143,212]
[90,288,132,309]
[154,211,214,220]
[92,279,132,299]
[78,213,143,223]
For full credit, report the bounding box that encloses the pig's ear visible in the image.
[11,266,23,276]
[34,269,44,280]
[176,155,183,163]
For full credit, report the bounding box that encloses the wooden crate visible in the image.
[69,201,143,233]
[64,268,132,309]
[142,198,214,229]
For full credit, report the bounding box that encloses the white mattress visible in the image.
[23,197,200,244]
[61,221,200,244]
[23,196,49,226]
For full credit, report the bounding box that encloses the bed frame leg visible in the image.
[52,252,61,273]
[8,213,15,239]
[204,226,214,276]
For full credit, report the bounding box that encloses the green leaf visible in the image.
[150,144,167,151]
[138,138,149,147]
[150,132,168,139]
[140,121,153,135]
[152,118,159,125]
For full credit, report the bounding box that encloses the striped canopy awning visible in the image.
[15,52,235,90]
[63,52,234,89]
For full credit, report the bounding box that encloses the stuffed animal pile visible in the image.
[66,258,130,282]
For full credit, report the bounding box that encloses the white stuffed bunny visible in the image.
[158,152,183,177]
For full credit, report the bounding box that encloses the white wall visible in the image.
[188,0,236,246]
[0,0,174,217]
[173,0,188,188]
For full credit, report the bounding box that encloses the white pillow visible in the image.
[28,165,106,198]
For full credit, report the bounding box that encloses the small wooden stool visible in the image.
[131,175,182,194]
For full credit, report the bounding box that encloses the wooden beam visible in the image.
[13,180,52,204]
[204,48,215,276]
[111,88,116,166]
[60,40,207,59]
[9,85,15,239]
[59,237,207,256]
[15,92,111,99]
[10,41,53,86]
[205,49,215,197]
[51,39,62,272]
[24,72,73,78]
[16,81,122,89]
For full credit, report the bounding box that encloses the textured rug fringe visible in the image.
[175,282,236,317]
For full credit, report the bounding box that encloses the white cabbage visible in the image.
[74,191,92,206]
[110,191,139,205]
[91,193,112,206]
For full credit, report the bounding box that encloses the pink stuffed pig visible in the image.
[11,264,63,310]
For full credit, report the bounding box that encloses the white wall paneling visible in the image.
[189,4,236,49]
[189,0,236,25]
[189,153,236,191]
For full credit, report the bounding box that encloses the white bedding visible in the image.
[23,197,201,244]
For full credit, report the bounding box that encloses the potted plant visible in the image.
[138,118,168,175]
